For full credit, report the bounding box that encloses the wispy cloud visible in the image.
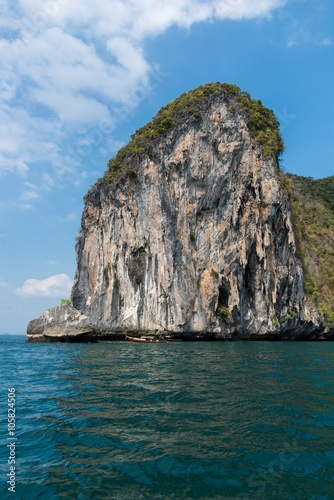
[57,212,77,222]
[20,190,40,201]
[0,278,9,288]
[285,12,333,49]
[287,34,333,47]
[0,201,33,211]
[16,273,73,297]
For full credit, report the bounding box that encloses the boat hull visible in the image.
[125,335,167,343]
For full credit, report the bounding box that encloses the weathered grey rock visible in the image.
[27,304,98,342]
[71,89,325,339]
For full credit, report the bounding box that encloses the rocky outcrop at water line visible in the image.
[27,304,98,342]
[70,83,328,340]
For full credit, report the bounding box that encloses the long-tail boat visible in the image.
[125,334,167,343]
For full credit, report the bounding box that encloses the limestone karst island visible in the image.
[27,83,334,342]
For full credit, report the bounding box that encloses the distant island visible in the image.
[28,83,334,341]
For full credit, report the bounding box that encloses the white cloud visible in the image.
[41,172,56,190]
[0,0,289,194]
[0,278,9,287]
[287,34,334,48]
[16,273,73,297]
[20,190,40,201]
[43,261,58,265]
[57,212,77,222]
[0,201,33,210]
[0,100,62,176]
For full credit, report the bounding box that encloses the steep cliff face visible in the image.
[72,85,324,339]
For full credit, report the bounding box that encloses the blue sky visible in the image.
[0,0,333,334]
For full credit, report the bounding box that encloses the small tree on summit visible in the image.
[60,299,73,306]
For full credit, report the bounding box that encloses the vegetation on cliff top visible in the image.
[284,174,334,325]
[81,83,333,329]
[103,82,284,187]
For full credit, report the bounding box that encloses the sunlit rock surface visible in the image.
[72,89,325,339]
[27,304,98,342]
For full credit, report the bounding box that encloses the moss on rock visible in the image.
[283,173,334,326]
[102,82,284,187]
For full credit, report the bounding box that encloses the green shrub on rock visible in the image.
[210,269,219,280]
[215,306,231,319]
[87,82,285,189]
[286,173,334,327]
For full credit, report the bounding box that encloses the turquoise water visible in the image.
[1,337,334,499]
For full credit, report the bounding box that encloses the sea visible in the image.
[1,335,334,500]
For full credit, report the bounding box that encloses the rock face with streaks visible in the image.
[27,304,98,342]
[72,85,325,339]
